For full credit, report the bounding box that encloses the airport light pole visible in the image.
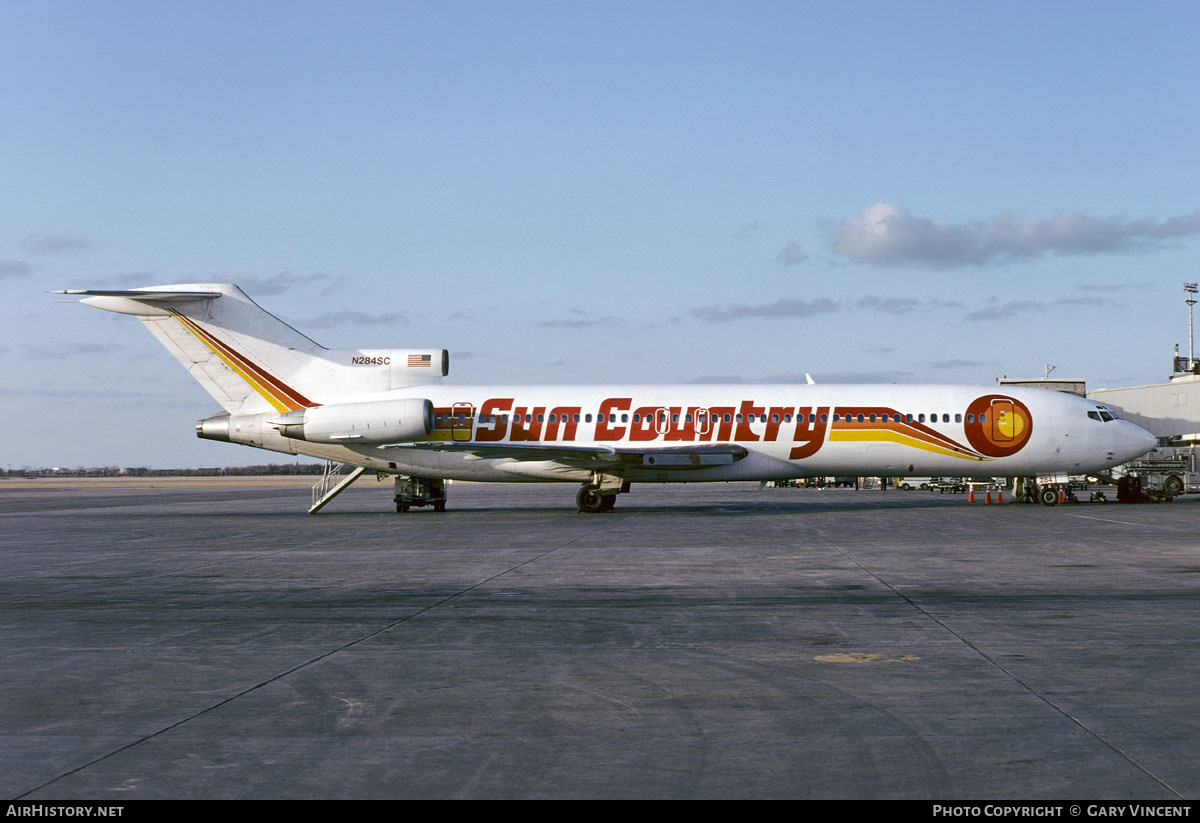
[1187,282,1198,371]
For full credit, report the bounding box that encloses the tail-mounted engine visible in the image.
[271,397,434,444]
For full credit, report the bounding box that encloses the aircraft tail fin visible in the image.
[57,284,446,414]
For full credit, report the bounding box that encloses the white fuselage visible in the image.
[211,383,1156,483]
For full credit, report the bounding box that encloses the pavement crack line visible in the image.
[15,524,608,799]
[828,542,1186,801]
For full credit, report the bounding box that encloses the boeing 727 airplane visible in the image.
[57,284,1156,512]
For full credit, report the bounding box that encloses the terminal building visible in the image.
[1002,285,1200,446]
[1088,363,1200,445]
[998,366,1200,445]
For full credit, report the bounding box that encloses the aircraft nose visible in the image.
[1119,421,1156,462]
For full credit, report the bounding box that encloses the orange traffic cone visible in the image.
[997,488,1004,504]
[1057,488,1065,504]
[985,489,992,504]
[968,486,975,503]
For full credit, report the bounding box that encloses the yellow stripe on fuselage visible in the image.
[829,429,990,461]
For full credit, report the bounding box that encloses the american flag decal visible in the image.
[408,354,432,367]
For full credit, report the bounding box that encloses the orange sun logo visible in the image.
[963,395,1033,458]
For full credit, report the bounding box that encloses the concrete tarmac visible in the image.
[1,479,1197,799]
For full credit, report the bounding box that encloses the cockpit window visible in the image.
[1088,411,1102,422]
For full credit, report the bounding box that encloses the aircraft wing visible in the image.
[384,441,749,469]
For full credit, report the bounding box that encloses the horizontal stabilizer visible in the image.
[61,282,446,413]
[53,289,222,301]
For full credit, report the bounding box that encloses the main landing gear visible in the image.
[394,476,447,513]
[576,485,616,513]
[576,475,630,513]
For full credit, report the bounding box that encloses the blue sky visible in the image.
[4,1,1200,468]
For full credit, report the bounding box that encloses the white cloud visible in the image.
[832,203,1200,267]
[22,234,92,254]
[691,297,840,323]
[300,309,408,328]
[220,272,335,295]
[23,342,124,358]
[779,240,808,265]
[965,296,1121,321]
[690,295,960,323]
[0,259,31,279]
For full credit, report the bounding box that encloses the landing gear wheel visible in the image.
[1038,487,1058,507]
[599,494,617,511]
[576,485,606,513]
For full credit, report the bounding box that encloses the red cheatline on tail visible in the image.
[168,309,318,412]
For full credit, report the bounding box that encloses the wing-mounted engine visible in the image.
[272,397,434,444]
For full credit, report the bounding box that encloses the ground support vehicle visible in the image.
[1117,451,1196,499]
[932,477,966,494]
[394,476,447,513]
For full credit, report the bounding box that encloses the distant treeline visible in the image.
[2,463,327,478]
